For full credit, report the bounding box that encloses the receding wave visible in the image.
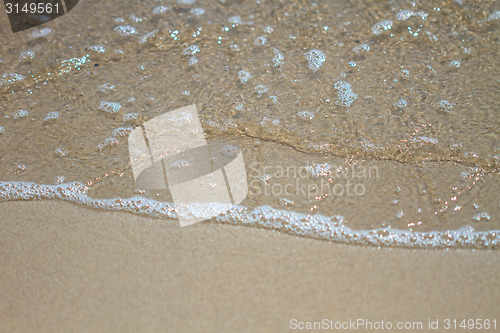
[1,181,497,249]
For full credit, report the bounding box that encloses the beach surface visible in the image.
[0,201,498,332]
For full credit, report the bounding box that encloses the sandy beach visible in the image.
[0,201,498,332]
[1,0,499,331]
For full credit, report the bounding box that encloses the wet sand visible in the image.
[0,201,498,332]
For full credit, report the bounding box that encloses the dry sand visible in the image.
[0,201,498,332]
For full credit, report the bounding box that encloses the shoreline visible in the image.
[0,201,498,332]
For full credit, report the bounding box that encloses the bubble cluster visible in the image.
[44,111,59,122]
[112,127,133,137]
[488,10,500,21]
[97,137,119,150]
[152,5,169,15]
[12,110,28,119]
[171,160,190,168]
[190,8,205,16]
[396,99,408,108]
[228,16,243,25]
[0,73,25,87]
[30,27,51,38]
[221,144,240,156]
[296,111,315,120]
[409,136,439,146]
[353,43,370,54]
[254,36,267,46]
[122,113,138,122]
[87,45,106,53]
[114,25,137,36]
[254,85,269,95]
[98,83,115,93]
[182,45,200,56]
[473,212,491,222]
[396,10,428,21]
[305,163,333,177]
[19,50,35,62]
[238,70,252,84]
[99,101,122,113]
[438,100,453,113]
[371,20,393,36]
[304,49,326,72]
[333,81,358,107]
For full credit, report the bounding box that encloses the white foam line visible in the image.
[0,181,498,249]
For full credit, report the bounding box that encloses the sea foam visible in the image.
[0,181,497,249]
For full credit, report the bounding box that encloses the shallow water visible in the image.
[0,0,498,248]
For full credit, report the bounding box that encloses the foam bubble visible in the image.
[254,36,267,46]
[488,10,500,21]
[44,111,59,122]
[473,212,491,222]
[12,110,28,119]
[99,101,122,113]
[353,43,370,53]
[438,100,453,113]
[171,160,190,168]
[97,137,119,149]
[190,8,205,16]
[238,70,252,84]
[263,26,274,33]
[139,30,158,44]
[228,16,243,25]
[260,116,280,128]
[114,25,137,36]
[254,85,269,95]
[19,50,35,62]
[152,5,169,14]
[305,49,326,72]
[87,45,106,53]
[279,198,294,206]
[296,111,315,120]
[371,20,393,36]
[221,144,240,156]
[272,48,284,67]
[0,73,25,87]
[112,127,133,137]
[98,83,115,93]
[182,45,200,56]
[122,113,138,122]
[333,81,358,107]
[409,136,439,146]
[129,14,142,23]
[396,99,408,108]
[305,163,333,177]
[396,10,427,21]
[188,56,198,66]
[54,176,65,184]
[30,27,51,38]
